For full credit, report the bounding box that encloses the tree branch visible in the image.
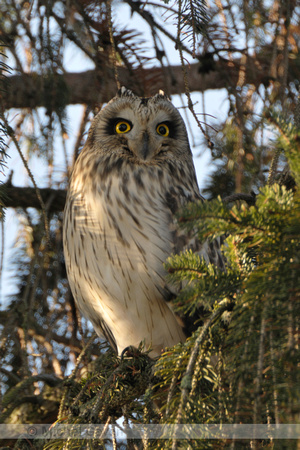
[1,56,279,110]
[1,184,67,212]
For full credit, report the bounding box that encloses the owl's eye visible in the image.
[115,121,131,134]
[156,123,169,137]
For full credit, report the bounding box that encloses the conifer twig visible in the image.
[3,115,50,245]
[111,418,117,450]
[176,0,214,150]
[231,313,255,447]
[107,0,120,90]
[166,355,184,417]
[267,149,282,186]
[269,330,279,425]
[57,333,97,420]
[253,310,266,425]
[222,192,256,206]
[0,218,4,308]
[172,298,233,450]
[70,372,100,410]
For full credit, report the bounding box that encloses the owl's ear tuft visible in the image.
[117,86,135,98]
[155,90,171,101]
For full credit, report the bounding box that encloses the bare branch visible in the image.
[1,183,67,212]
[2,55,281,111]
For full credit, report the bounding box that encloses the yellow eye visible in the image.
[115,121,131,134]
[156,123,169,137]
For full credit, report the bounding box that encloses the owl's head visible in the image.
[87,87,193,164]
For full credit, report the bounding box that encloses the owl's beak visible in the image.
[141,131,150,160]
[130,131,155,161]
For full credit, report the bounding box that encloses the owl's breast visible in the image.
[83,171,174,274]
[63,167,185,356]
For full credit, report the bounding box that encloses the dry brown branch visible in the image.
[2,54,286,110]
[2,183,67,212]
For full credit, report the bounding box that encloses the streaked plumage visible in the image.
[63,88,223,357]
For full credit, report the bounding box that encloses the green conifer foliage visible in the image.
[152,143,300,448]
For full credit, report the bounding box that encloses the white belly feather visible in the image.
[63,172,185,357]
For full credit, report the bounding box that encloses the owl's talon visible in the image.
[120,345,137,360]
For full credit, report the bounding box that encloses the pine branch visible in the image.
[2,116,50,243]
[58,333,97,421]
[2,52,289,111]
[0,47,11,178]
[0,184,263,213]
[1,182,66,212]
[223,192,256,206]
[172,298,233,449]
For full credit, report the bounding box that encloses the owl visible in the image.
[63,87,223,358]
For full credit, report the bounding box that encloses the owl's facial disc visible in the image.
[99,97,185,162]
[111,115,175,161]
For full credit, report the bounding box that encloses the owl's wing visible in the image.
[163,185,227,334]
[165,184,226,268]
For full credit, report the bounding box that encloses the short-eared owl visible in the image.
[63,87,222,357]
